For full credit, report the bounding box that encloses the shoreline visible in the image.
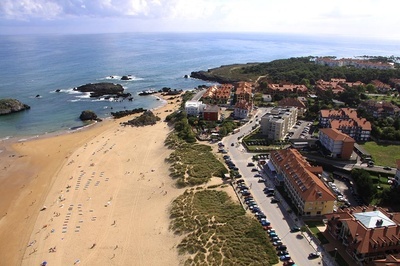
[0,93,184,265]
[0,93,169,142]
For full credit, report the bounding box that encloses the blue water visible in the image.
[0,32,399,138]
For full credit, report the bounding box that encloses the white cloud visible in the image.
[0,0,399,39]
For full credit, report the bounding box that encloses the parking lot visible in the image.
[285,121,316,140]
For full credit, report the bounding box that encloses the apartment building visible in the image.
[359,100,400,118]
[325,206,400,264]
[319,108,371,142]
[202,105,220,121]
[235,81,253,103]
[315,57,395,70]
[319,128,355,160]
[184,100,205,116]
[201,84,233,105]
[233,100,252,119]
[270,148,336,216]
[260,107,298,140]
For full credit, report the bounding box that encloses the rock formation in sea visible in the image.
[0,98,31,115]
[74,83,126,98]
[79,110,102,121]
[121,75,133,81]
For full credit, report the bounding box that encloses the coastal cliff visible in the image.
[0,98,30,115]
[190,63,261,83]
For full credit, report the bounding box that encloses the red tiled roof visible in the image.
[320,128,355,143]
[271,149,336,202]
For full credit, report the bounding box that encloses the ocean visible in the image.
[0,32,399,139]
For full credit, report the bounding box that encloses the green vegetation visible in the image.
[305,221,329,245]
[121,110,160,127]
[360,142,400,167]
[243,129,289,152]
[351,169,377,204]
[243,57,400,84]
[170,189,278,265]
[165,134,227,187]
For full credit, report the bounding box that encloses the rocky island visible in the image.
[74,82,131,98]
[0,98,31,115]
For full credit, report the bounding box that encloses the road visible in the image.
[222,108,324,266]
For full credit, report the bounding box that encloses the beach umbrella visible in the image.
[41,261,48,266]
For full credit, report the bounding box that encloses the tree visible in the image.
[351,169,376,204]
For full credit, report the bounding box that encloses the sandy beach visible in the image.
[0,95,185,265]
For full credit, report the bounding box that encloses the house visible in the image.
[234,100,252,119]
[370,80,392,93]
[260,107,298,141]
[184,100,204,116]
[278,97,307,116]
[315,79,346,95]
[270,148,336,216]
[315,78,364,96]
[202,105,220,121]
[266,83,308,97]
[325,206,400,264]
[319,128,355,160]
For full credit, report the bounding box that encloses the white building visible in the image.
[184,100,205,116]
[260,107,298,140]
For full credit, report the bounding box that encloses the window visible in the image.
[317,211,321,215]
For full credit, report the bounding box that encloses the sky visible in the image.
[0,0,399,40]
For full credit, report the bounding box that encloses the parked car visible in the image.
[276,245,287,251]
[254,174,262,178]
[247,162,255,167]
[384,166,392,171]
[251,168,258,172]
[271,198,280,203]
[269,232,277,237]
[308,252,321,259]
[277,250,289,256]
[290,226,300,233]
[273,240,283,246]
[271,236,280,241]
[280,255,291,261]
[283,260,295,266]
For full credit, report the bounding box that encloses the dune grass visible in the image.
[165,133,227,187]
[170,189,279,265]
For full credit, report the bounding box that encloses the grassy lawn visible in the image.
[328,250,349,266]
[368,94,400,105]
[305,221,330,245]
[360,141,400,167]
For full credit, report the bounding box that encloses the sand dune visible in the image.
[0,95,185,266]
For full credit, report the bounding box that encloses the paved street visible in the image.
[222,109,325,266]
